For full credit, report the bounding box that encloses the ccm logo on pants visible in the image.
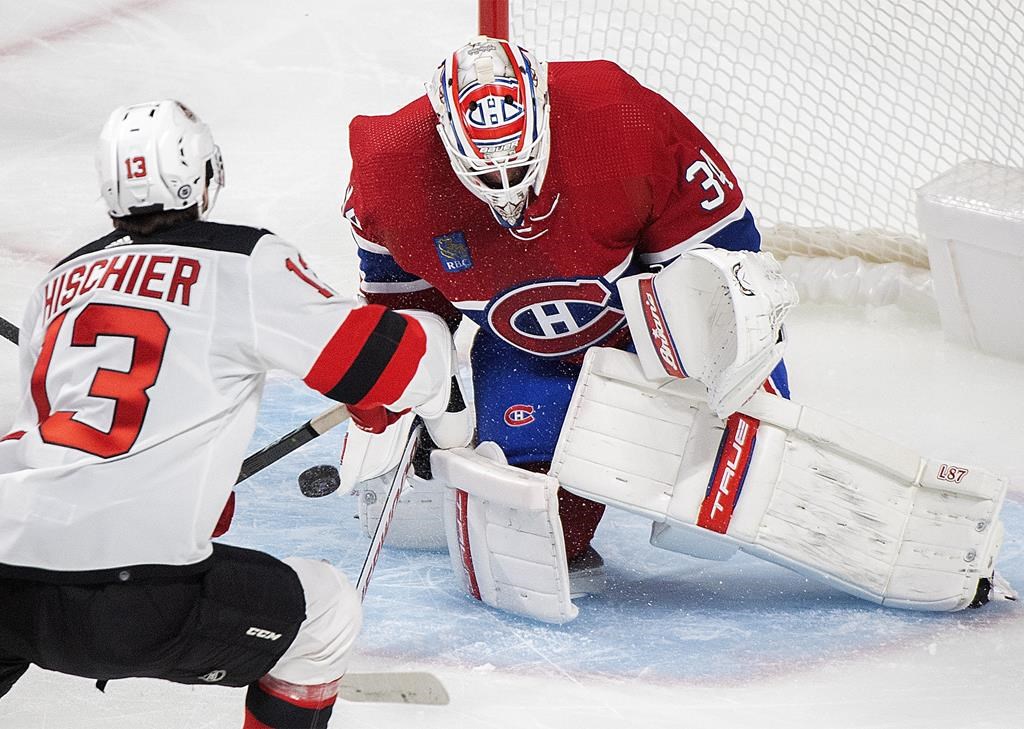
[247,627,282,641]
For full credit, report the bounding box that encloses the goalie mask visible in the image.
[96,99,224,219]
[428,37,550,228]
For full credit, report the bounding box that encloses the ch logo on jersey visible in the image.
[504,404,535,427]
[486,278,626,357]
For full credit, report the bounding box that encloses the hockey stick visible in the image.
[341,421,450,705]
[0,315,18,345]
[355,420,423,600]
[338,671,447,704]
[235,403,349,484]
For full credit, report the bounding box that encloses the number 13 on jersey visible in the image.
[31,303,170,458]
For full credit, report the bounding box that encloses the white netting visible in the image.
[506,0,1024,271]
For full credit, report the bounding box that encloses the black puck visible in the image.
[298,464,341,498]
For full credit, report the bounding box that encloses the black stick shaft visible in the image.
[0,316,18,345]
[235,404,349,484]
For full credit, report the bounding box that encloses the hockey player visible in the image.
[0,100,458,728]
[340,37,794,621]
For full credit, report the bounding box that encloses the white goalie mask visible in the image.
[96,99,225,218]
[428,36,550,228]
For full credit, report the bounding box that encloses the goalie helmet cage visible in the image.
[477,0,1024,283]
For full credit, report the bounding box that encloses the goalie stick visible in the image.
[341,422,450,704]
[341,421,448,704]
[356,420,424,599]
[338,671,447,704]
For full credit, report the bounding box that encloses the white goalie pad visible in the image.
[340,411,417,490]
[342,412,446,550]
[550,348,1008,611]
[618,246,797,417]
[432,442,578,624]
[355,471,447,550]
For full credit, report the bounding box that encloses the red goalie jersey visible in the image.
[345,60,760,359]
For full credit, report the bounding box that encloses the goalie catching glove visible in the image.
[619,245,797,418]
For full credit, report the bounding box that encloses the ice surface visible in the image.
[0,2,1022,727]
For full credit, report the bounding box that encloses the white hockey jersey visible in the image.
[0,221,431,582]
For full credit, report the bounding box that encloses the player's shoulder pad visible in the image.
[349,96,436,161]
[146,220,274,256]
[54,229,135,270]
[55,221,275,269]
[550,59,649,101]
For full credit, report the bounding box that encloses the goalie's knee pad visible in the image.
[432,442,579,624]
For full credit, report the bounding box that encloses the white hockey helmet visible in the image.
[427,36,550,228]
[96,99,224,218]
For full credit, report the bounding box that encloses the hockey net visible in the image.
[483,0,1024,308]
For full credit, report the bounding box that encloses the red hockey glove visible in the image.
[348,404,410,434]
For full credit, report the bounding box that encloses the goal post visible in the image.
[478,0,508,39]
[477,0,1024,307]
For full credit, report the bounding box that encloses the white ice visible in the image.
[0,2,1022,727]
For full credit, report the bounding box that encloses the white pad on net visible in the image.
[551,348,1007,612]
[618,246,797,417]
[432,442,578,624]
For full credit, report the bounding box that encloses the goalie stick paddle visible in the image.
[0,315,18,345]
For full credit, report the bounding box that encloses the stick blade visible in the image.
[338,671,449,705]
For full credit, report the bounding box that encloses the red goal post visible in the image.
[478,1,1024,306]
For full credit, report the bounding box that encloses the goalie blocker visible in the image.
[550,347,1008,612]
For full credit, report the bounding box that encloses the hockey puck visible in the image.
[298,464,341,498]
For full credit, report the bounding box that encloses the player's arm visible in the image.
[247,234,456,430]
[636,83,761,266]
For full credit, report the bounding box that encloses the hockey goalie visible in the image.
[337,36,1013,623]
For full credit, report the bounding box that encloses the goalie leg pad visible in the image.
[432,443,578,624]
[356,471,447,550]
[344,412,448,550]
[551,348,1008,612]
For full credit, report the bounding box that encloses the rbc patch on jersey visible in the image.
[434,232,473,273]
